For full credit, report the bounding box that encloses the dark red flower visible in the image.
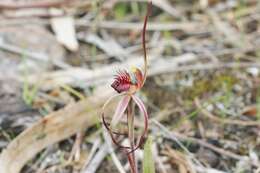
[111,68,144,94]
[111,70,132,93]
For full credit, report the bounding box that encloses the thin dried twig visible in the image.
[152,61,260,75]
[0,38,70,69]
[102,130,126,173]
[115,0,181,18]
[82,137,102,170]
[152,120,247,161]
[195,98,260,127]
[76,20,204,32]
[162,145,195,173]
[0,0,74,10]
[82,143,109,173]
[26,53,195,90]
[154,143,168,173]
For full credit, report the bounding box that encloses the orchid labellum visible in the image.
[101,2,152,173]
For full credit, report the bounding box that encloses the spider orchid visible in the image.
[102,67,148,150]
[101,2,152,173]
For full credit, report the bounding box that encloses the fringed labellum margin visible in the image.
[111,68,144,94]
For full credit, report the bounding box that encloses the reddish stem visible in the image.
[141,1,152,87]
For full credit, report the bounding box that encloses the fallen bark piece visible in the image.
[0,89,112,173]
[50,9,79,51]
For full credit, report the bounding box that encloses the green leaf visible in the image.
[143,136,155,173]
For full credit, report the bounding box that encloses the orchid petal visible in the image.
[132,95,148,125]
[101,94,131,150]
[131,95,149,153]
[102,93,125,111]
[111,95,131,127]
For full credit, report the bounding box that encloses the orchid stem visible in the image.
[141,1,152,87]
[127,99,138,173]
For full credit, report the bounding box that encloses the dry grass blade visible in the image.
[152,120,246,161]
[162,145,195,173]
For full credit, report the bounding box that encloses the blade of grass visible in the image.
[143,136,155,173]
[60,84,85,100]
[22,52,39,106]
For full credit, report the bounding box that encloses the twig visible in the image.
[26,52,195,89]
[68,130,84,162]
[208,10,248,48]
[79,33,128,61]
[151,120,204,168]
[102,129,127,173]
[151,0,181,18]
[151,61,260,75]
[0,0,74,10]
[76,20,204,32]
[152,120,247,161]
[0,39,48,62]
[195,98,260,127]
[162,145,196,173]
[0,38,71,69]
[154,143,168,173]
[82,137,101,170]
[115,0,181,18]
[82,143,109,173]
[0,88,114,173]
[0,19,204,32]
[0,18,49,26]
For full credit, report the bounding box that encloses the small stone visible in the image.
[246,67,259,77]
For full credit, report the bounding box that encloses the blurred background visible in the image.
[0,0,259,173]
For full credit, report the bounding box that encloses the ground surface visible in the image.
[0,0,259,173]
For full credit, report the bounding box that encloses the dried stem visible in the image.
[141,1,152,87]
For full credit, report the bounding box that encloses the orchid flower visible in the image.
[101,2,152,173]
[102,67,148,151]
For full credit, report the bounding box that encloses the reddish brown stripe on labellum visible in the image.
[111,70,131,93]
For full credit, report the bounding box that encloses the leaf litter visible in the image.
[0,0,260,173]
